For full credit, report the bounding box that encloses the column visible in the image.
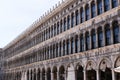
[109,0,112,9]
[45,73,47,80]
[65,40,67,55]
[29,71,31,80]
[89,31,92,49]
[89,2,92,19]
[96,1,98,15]
[83,70,86,80]
[57,72,59,80]
[61,41,63,56]
[73,38,76,54]
[102,28,106,46]
[73,11,75,27]
[78,35,80,52]
[112,69,116,80]
[96,69,100,80]
[96,29,98,48]
[64,71,67,80]
[69,39,72,54]
[83,33,86,51]
[40,72,42,80]
[102,0,104,12]
[51,72,53,80]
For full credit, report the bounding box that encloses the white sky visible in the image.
[0,0,61,48]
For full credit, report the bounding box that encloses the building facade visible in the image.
[1,0,120,80]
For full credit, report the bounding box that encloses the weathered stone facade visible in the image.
[1,0,120,80]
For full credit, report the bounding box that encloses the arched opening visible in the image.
[75,10,79,25]
[80,7,84,23]
[27,70,29,80]
[115,57,120,80]
[67,15,70,29]
[71,13,74,27]
[76,65,84,80]
[66,39,70,55]
[105,24,111,45]
[47,68,51,80]
[71,38,74,54]
[80,34,84,52]
[42,68,45,80]
[57,22,59,34]
[64,18,66,31]
[59,66,65,80]
[37,69,40,80]
[53,66,57,80]
[97,0,102,15]
[85,32,90,50]
[86,62,96,80]
[91,29,96,49]
[85,4,90,21]
[104,0,110,11]
[54,23,56,36]
[112,0,118,8]
[97,27,103,47]
[112,21,119,44]
[99,60,112,80]
[91,1,96,18]
[75,35,78,53]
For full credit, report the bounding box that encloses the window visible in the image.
[104,0,110,11]
[71,38,74,54]
[64,18,66,31]
[63,41,65,56]
[91,29,96,49]
[85,4,90,21]
[67,40,70,55]
[91,1,96,18]
[113,21,119,44]
[97,0,102,15]
[51,26,53,37]
[56,44,58,57]
[80,34,84,52]
[75,10,79,25]
[105,24,111,45]
[67,15,70,29]
[54,24,56,36]
[60,20,62,33]
[112,0,118,8]
[71,13,74,27]
[75,36,78,53]
[80,8,84,23]
[85,32,90,50]
[57,22,59,34]
[98,27,103,47]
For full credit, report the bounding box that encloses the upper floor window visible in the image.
[51,26,53,37]
[85,4,90,21]
[57,22,59,34]
[80,34,84,52]
[56,44,58,57]
[80,8,84,23]
[71,13,74,27]
[71,38,74,54]
[104,0,110,11]
[91,1,96,18]
[105,24,111,45]
[91,29,96,49]
[113,21,119,44]
[64,18,66,31]
[75,10,79,25]
[75,36,78,53]
[112,0,118,8]
[98,27,103,47]
[67,15,70,29]
[85,32,90,50]
[97,0,102,15]
[54,24,56,36]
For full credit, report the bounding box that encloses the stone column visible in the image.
[61,41,63,56]
[89,31,92,50]
[89,2,92,19]
[112,69,116,80]
[83,5,86,22]
[29,71,31,80]
[40,72,42,80]
[65,40,67,55]
[64,71,67,80]
[57,72,59,80]
[73,38,76,54]
[74,11,76,26]
[102,0,104,12]
[45,73,47,80]
[83,70,86,80]
[78,36,80,52]
[69,13,72,28]
[83,33,86,51]
[102,28,106,46]
[51,72,53,80]
[109,0,112,9]
[69,39,72,54]
[96,1,98,15]
[96,29,98,48]
[96,69,100,80]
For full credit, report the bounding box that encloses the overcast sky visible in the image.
[0,0,61,48]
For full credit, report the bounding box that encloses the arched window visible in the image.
[85,32,90,50]
[67,15,70,29]
[97,0,102,15]
[56,44,58,57]
[63,41,65,56]
[66,40,70,55]
[57,22,59,34]
[60,20,62,33]
[98,27,103,47]
[104,0,110,11]
[54,24,56,36]
[91,1,96,18]
[75,35,78,53]
[80,34,84,52]
[112,0,118,8]
[113,21,119,44]
[71,13,74,27]
[64,18,66,31]
[51,26,53,37]
[71,38,74,54]
[105,24,111,45]
[80,8,84,23]
[75,10,79,25]
[91,29,96,49]
[85,4,90,21]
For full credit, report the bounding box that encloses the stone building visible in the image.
[1,0,120,80]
